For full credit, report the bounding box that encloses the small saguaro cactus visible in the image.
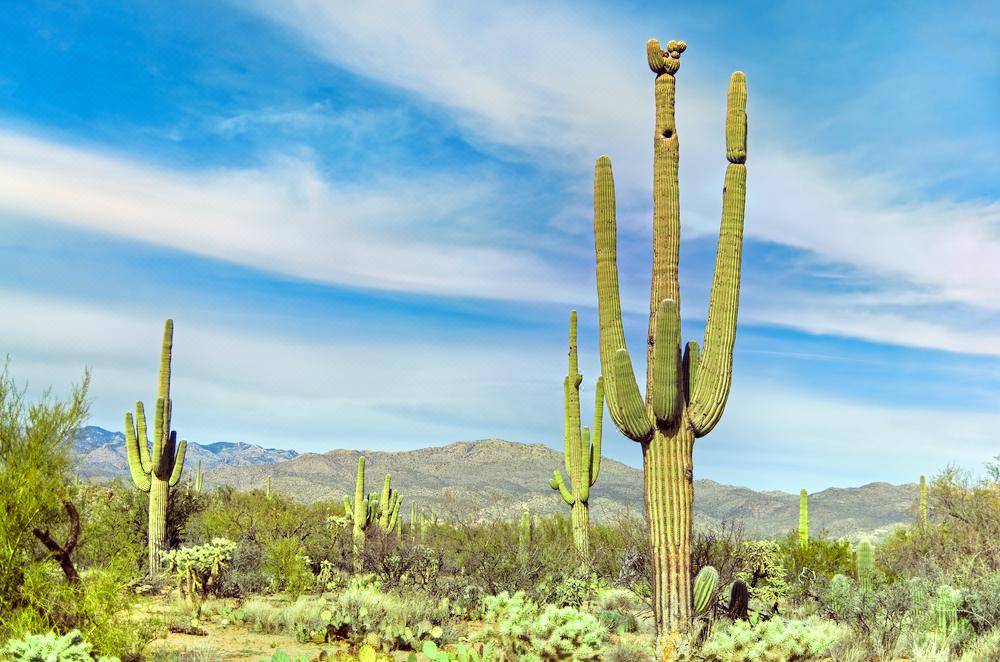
[265,475,272,500]
[919,474,927,529]
[857,538,874,595]
[693,566,719,617]
[549,310,605,558]
[798,489,809,550]
[124,319,187,574]
[728,579,749,620]
[193,459,203,495]
[591,37,748,639]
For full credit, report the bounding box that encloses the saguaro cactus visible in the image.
[798,489,809,550]
[549,310,604,557]
[919,475,927,530]
[518,511,532,568]
[193,460,203,495]
[591,38,747,639]
[342,456,402,570]
[857,538,874,595]
[124,319,188,574]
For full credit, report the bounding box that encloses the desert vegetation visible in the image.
[2,34,998,662]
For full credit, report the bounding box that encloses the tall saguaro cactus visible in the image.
[549,310,605,557]
[798,489,809,550]
[124,319,188,574]
[592,39,747,641]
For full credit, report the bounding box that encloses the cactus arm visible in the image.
[168,438,187,487]
[134,401,152,470]
[651,299,680,423]
[378,474,392,528]
[124,410,151,492]
[158,319,173,402]
[594,156,653,442]
[589,376,603,486]
[688,72,748,437]
[611,349,653,439]
[549,469,575,505]
[683,341,700,403]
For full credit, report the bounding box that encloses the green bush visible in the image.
[262,537,314,599]
[701,617,842,662]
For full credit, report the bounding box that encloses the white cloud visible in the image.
[0,130,579,303]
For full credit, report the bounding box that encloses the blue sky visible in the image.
[1,1,998,492]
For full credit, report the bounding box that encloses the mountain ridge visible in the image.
[74,429,919,539]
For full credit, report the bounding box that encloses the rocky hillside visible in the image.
[199,438,919,539]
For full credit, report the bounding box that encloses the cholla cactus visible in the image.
[160,537,237,610]
[591,37,748,639]
[549,310,604,558]
[0,630,119,662]
[124,319,187,574]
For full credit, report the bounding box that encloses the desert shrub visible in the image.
[602,635,656,662]
[320,586,451,651]
[732,540,788,611]
[701,617,842,661]
[778,531,854,602]
[0,629,120,662]
[823,580,917,661]
[539,574,604,609]
[262,536,314,599]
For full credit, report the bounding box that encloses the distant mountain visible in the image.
[197,438,920,540]
[74,429,918,538]
[72,426,299,480]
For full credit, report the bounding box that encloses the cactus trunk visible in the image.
[646,426,695,631]
[148,477,168,573]
[592,38,747,649]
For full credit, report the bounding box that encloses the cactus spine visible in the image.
[919,474,927,530]
[857,538,873,595]
[798,489,809,550]
[549,310,604,558]
[124,319,188,574]
[592,38,747,637]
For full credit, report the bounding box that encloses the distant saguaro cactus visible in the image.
[591,37,748,639]
[265,475,272,500]
[549,310,604,558]
[919,475,927,530]
[857,538,874,595]
[342,456,402,570]
[193,459,202,495]
[518,511,532,569]
[124,319,187,574]
[798,489,809,550]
